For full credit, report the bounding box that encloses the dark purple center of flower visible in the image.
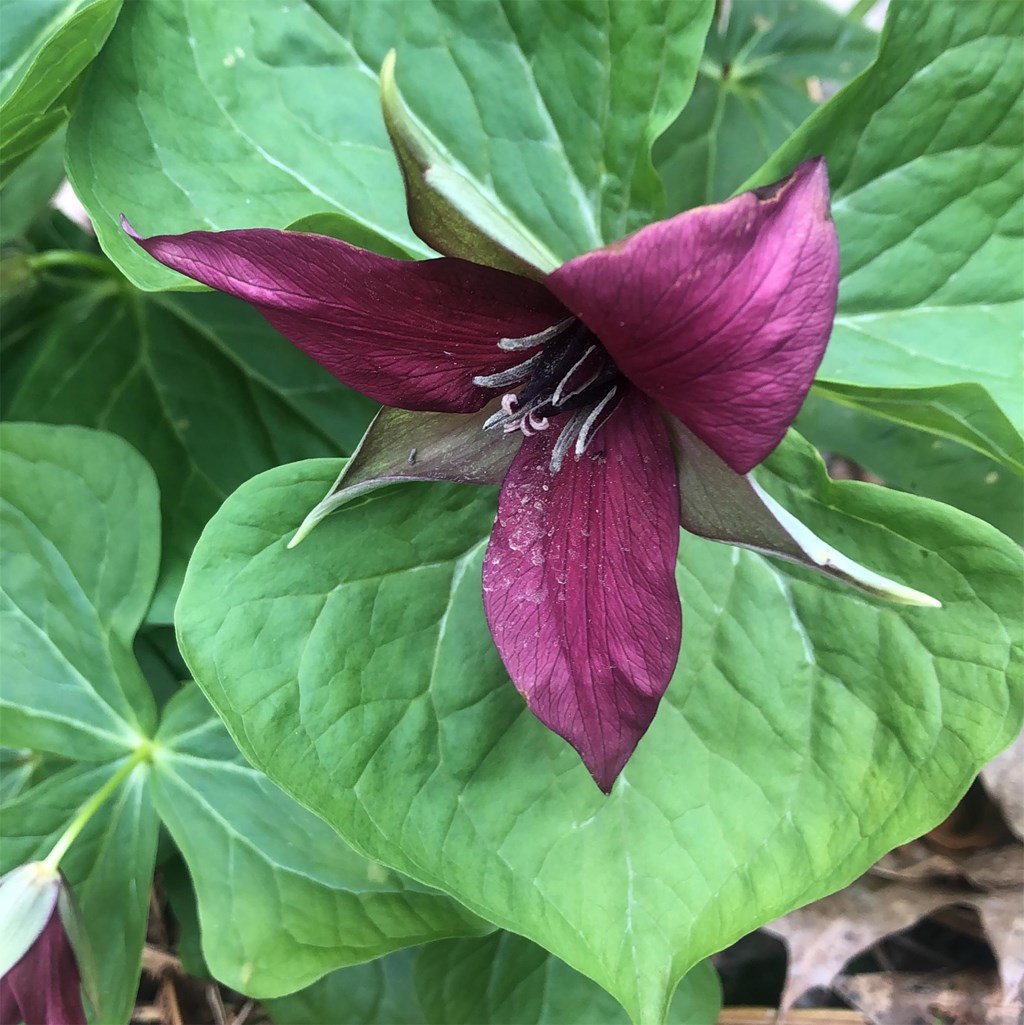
[474,317,625,472]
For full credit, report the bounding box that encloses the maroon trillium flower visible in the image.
[123,157,848,791]
[0,864,86,1025]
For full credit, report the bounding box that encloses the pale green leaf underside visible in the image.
[177,448,1022,1023]
[0,0,122,180]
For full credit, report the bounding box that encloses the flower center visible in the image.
[473,317,625,472]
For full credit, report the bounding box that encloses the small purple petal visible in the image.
[482,389,682,792]
[123,220,565,414]
[545,159,840,473]
[0,907,85,1025]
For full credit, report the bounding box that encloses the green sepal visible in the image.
[379,50,558,279]
[290,402,519,547]
[669,419,940,606]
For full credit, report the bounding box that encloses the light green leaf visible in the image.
[0,0,121,181]
[655,0,877,213]
[7,287,376,621]
[0,125,66,243]
[0,760,159,1025]
[177,452,1022,1024]
[150,684,490,998]
[0,423,159,758]
[67,0,713,290]
[415,934,721,1025]
[797,393,1024,544]
[748,0,1023,471]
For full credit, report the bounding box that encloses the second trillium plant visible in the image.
[124,55,937,791]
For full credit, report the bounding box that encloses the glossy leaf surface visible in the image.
[177,446,1022,1022]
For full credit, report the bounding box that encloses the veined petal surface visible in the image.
[482,389,682,791]
[546,159,839,472]
[124,222,564,413]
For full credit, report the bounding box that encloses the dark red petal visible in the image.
[482,389,681,791]
[0,909,85,1025]
[546,159,839,472]
[123,221,565,414]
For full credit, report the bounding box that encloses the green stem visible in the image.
[26,249,114,278]
[847,0,877,22]
[41,751,147,872]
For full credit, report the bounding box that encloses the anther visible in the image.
[472,351,544,389]
[575,386,619,458]
[549,408,590,473]
[498,317,575,351]
[551,344,599,406]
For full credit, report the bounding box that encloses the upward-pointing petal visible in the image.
[123,220,564,414]
[482,389,682,791]
[546,159,839,472]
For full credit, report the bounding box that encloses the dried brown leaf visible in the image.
[836,970,1019,1025]
[983,734,1024,842]
[765,876,968,1016]
[873,842,1024,892]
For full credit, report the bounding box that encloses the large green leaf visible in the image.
[6,286,376,620]
[177,448,1022,1024]
[150,685,489,997]
[0,760,159,1025]
[66,0,713,290]
[0,125,66,243]
[266,949,423,1025]
[0,0,121,181]
[0,423,159,758]
[748,0,1023,471]
[797,393,1024,544]
[654,0,876,214]
[415,934,720,1025]
[269,936,720,1025]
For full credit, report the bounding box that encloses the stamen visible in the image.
[472,351,544,389]
[499,317,575,351]
[551,344,599,406]
[575,386,619,458]
[548,408,590,473]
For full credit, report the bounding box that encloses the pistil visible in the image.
[475,317,625,470]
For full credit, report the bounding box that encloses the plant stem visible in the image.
[41,750,148,872]
[847,0,877,22]
[26,250,114,278]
